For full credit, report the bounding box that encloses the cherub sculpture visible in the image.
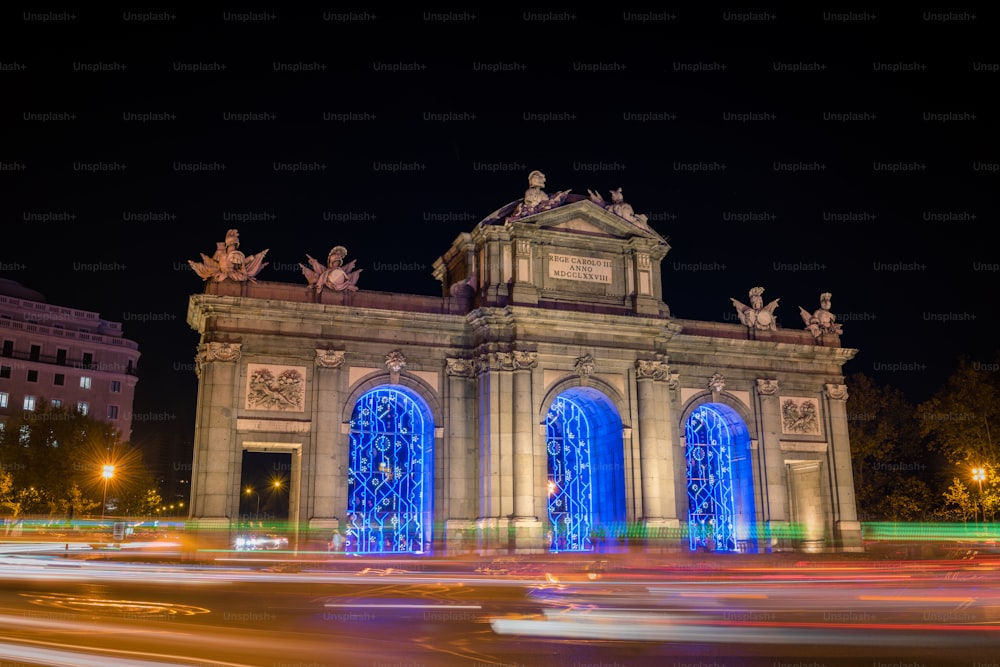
[300,245,362,293]
[730,286,780,331]
[189,229,269,282]
[799,292,843,339]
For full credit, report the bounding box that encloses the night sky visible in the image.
[2,7,997,487]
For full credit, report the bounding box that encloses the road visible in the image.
[1,542,998,666]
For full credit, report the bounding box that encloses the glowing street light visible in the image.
[101,464,115,521]
[245,486,260,519]
[972,467,987,524]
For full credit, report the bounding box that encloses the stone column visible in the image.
[635,360,667,525]
[190,342,241,521]
[308,349,345,540]
[658,371,682,529]
[476,353,502,551]
[825,383,863,551]
[755,378,786,550]
[513,351,537,519]
[444,357,476,553]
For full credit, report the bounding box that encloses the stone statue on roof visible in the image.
[506,170,572,221]
[588,187,651,229]
[799,292,843,340]
[730,286,780,331]
[189,229,269,282]
[300,245,363,293]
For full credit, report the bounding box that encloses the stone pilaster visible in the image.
[445,357,475,527]
[825,382,863,551]
[510,238,538,305]
[755,378,787,546]
[190,341,241,520]
[511,351,543,551]
[309,349,344,537]
[635,360,667,524]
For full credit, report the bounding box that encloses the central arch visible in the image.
[684,402,756,553]
[545,386,625,552]
[346,385,434,555]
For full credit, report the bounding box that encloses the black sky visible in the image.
[2,7,997,473]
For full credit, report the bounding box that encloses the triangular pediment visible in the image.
[520,199,666,243]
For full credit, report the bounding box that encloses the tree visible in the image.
[0,471,45,520]
[845,373,926,520]
[0,401,153,518]
[877,477,934,522]
[115,480,163,517]
[57,482,100,520]
[942,477,977,523]
[918,356,1000,467]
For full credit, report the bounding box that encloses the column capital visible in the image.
[315,349,345,369]
[825,383,849,401]
[514,350,537,370]
[199,341,241,364]
[445,357,476,377]
[635,359,669,381]
[756,378,779,396]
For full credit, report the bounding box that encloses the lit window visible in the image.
[0,392,7,408]
[107,405,119,419]
[80,376,92,389]
[23,395,36,411]
[110,380,121,393]
[19,424,30,445]
[27,370,38,383]
[51,399,62,408]
[77,401,88,416]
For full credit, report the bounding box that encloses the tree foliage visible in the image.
[0,400,155,519]
[942,477,977,523]
[845,373,925,520]
[918,356,1000,467]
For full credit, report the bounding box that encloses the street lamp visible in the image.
[101,464,115,521]
[972,467,986,525]
[245,486,260,520]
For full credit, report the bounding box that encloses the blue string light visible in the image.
[346,387,431,554]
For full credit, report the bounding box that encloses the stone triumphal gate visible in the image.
[185,172,862,555]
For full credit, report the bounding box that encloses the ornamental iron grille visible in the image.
[686,405,738,552]
[546,396,594,552]
[346,387,432,554]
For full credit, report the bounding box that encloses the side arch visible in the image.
[681,399,758,553]
[537,375,630,428]
[344,383,436,554]
[341,371,443,426]
[543,384,627,552]
[677,390,756,441]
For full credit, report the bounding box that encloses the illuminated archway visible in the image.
[346,386,434,554]
[546,387,625,552]
[685,403,756,552]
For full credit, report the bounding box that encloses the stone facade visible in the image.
[185,177,862,555]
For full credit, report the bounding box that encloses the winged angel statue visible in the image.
[730,286,780,331]
[300,245,362,293]
[189,229,269,282]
